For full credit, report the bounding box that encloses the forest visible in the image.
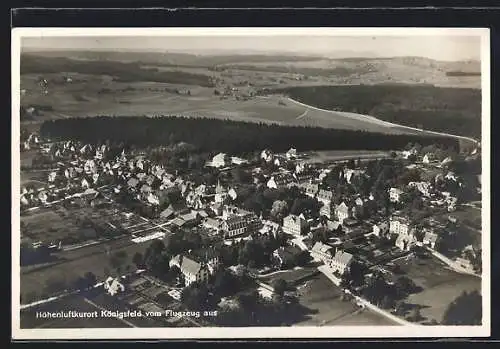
[20,55,215,87]
[216,64,366,77]
[446,71,481,77]
[269,85,481,138]
[39,116,459,154]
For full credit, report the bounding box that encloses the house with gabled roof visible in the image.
[104,276,125,296]
[317,189,334,206]
[286,148,297,160]
[344,169,365,184]
[336,201,355,224]
[187,247,221,275]
[261,149,274,163]
[310,241,335,263]
[327,250,354,275]
[283,214,309,237]
[169,255,210,286]
[389,187,404,203]
[302,182,319,198]
[84,159,97,174]
[422,230,440,249]
[389,213,416,236]
[81,178,90,189]
[221,215,248,238]
[209,153,229,168]
[267,173,295,189]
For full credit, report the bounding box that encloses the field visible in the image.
[20,208,84,244]
[293,273,396,326]
[301,150,392,164]
[19,52,481,144]
[395,255,481,324]
[20,238,151,302]
[21,73,419,135]
[259,266,318,285]
[20,151,48,188]
[20,150,39,168]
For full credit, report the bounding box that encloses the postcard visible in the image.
[11,27,490,340]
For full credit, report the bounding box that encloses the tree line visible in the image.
[39,116,459,154]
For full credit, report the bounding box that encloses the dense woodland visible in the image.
[217,64,367,77]
[39,116,458,154]
[21,55,215,87]
[270,85,481,138]
[446,71,481,77]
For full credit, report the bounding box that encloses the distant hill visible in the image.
[21,50,480,72]
[20,54,215,87]
[21,51,326,67]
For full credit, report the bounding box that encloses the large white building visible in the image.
[169,255,211,286]
[282,214,309,237]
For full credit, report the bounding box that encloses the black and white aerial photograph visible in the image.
[11,28,490,340]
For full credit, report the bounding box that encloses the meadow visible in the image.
[395,255,481,324]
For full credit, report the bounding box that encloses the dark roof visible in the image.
[188,247,220,262]
[275,246,302,262]
[168,202,188,212]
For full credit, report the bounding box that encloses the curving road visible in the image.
[285,97,480,146]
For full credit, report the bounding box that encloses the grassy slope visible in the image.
[271,85,481,138]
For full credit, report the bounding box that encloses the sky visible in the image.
[21,35,482,61]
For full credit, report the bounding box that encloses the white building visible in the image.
[169,255,210,286]
[286,148,297,160]
[210,153,229,168]
[310,241,334,263]
[327,250,354,275]
[389,187,404,203]
[104,277,125,296]
[422,153,436,164]
[261,149,274,162]
[282,214,309,236]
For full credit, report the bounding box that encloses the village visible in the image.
[19,132,482,327]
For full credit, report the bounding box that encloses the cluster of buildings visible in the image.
[20,140,118,208]
[21,133,481,291]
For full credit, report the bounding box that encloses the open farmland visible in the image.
[20,240,150,302]
[20,208,84,245]
[259,266,318,285]
[301,150,392,164]
[395,255,481,324]
[21,72,427,136]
